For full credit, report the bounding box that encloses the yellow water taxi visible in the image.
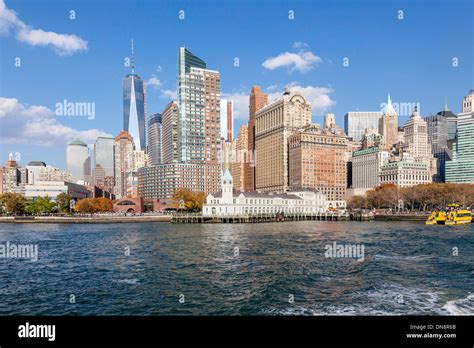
[445,209,472,226]
[425,211,448,225]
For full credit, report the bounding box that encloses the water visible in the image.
[0,221,472,315]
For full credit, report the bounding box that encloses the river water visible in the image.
[0,221,472,315]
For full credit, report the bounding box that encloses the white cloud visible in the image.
[262,43,322,73]
[146,76,162,89]
[160,89,177,100]
[0,97,110,147]
[0,0,87,55]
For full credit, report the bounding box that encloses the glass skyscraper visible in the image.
[94,136,115,177]
[123,40,146,151]
[147,113,162,166]
[445,110,474,183]
[344,112,383,141]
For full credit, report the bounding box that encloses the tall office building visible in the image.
[113,131,135,198]
[147,113,162,166]
[255,89,311,192]
[231,125,248,192]
[66,139,91,182]
[176,47,221,194]
[177,47,207,162]
[161,101,180,164]
[220,99,234,142]
[123,39,146,151]
[446,99,474,183]
[94,136,114,177]
[378,94,399,150]
[246,86,268,192]
[288,115,349,207]
[344,112,382,141]
[425,107,451,182]
[436,104,458,141]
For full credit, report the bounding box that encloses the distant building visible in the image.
[255,89,311,192]
[351,147,390,189]
[66,139,91,182]
[378,95,399,151]
[113,131,135,198]
[379,160,433,187]
[462,89,474,113]
[24,180,90,200]
[161,101,179,164]
[203,170,327,217]
[147,113,162,166]
[94,136,115,178]
[231,125,248,192]
[1,153,23,193]
[344,111,382,141]
[425,106,452,182]
[123,39,146,150]
[220,99,234,142]
[288,116,349,208]
[26,161,72,184]
[246,86,268,192]
[445,108,474,183]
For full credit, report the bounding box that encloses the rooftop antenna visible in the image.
[131,38,135,74]
[444,96,448,111]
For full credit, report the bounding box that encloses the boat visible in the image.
[425,211,447,225]
[445,209,472,226]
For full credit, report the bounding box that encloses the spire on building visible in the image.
[443,97,449,111]
[384,94,397,116]
[131,38,135,74]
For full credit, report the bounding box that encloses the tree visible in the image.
[173,188,207,212]
[74,197,113,213]
[347,195,366,210]
[0,193,27,214]
[56,193,72,213]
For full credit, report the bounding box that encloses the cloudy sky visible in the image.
[0,0,472,169]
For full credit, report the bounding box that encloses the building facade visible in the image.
[344,111,382,141]
[113,131,135,198]
[255,89,311,192]
[246,86,268,192]
[220,99,233,142]
[351,147,390,189]
[66,139,90,182]
[231,125,248,192]
[161,101,179,164]
[425,109,450,182]
[379,160,433,187]
[445,109,474,183]
[288,118,349,208]
[203,170,327,217]
[147,113,162,166]
[378,95,399,151]
[94,136,114,178]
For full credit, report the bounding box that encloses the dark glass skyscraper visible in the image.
[123,40,146,151]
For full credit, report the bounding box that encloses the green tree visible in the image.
[0,193,27,214]
[56,193,72,213]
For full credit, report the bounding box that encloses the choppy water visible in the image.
[0,221,472,315]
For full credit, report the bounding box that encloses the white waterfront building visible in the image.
[203,170,328,217]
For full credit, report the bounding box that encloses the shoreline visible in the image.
[0,215,172,223]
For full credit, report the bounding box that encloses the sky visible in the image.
[0,0,472,170]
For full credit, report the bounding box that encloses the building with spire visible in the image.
[123,39,146,151]
[378,94,399,151]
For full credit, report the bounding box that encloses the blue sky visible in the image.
[0,0,472,169]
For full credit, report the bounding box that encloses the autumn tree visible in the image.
[173,188,207,212]
[0,193,27,214]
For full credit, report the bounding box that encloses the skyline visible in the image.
[0,0,473,169]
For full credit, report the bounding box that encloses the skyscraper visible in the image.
[378,94,399,150]
[94,136,114,177]
[446,94,474,183]
[123,39,146,151]
[113,131,135,198]
[344,111,382,141]
[255,89,311,192]
[147,113,162,166]
[66,139,90,182]
[177,47,207,162]
[246,86,268,192]
[161,101,180,164]
[231,125,248,192]
[220,99,234,142]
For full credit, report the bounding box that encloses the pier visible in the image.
[171,211,349,223]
